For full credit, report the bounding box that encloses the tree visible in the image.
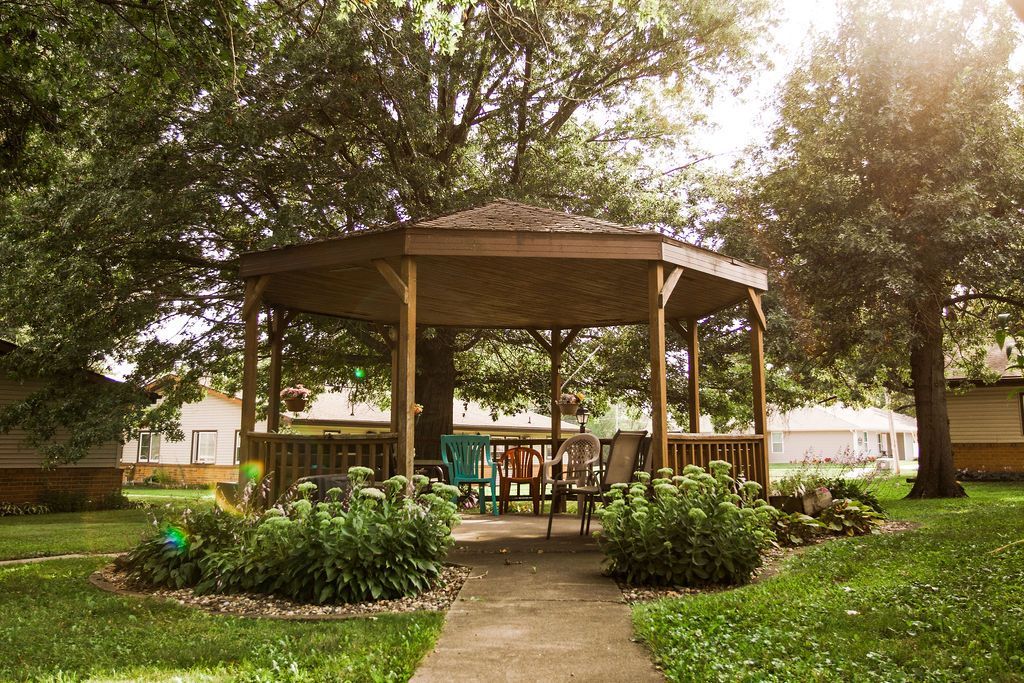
[1,0,770,459]
[747,0,1024,497]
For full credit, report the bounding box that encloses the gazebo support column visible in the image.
[389,327,399,433]
[687,316,700,434]
[396,257,417,479]
[748,288,769,486]
[549,327,562,453]
[648,262,669,470]
[239,275,269,485]
[266,308,289,433]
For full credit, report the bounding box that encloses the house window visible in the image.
[770,431,784,455]
[138,431,161,463]
[878,433,886,455]
[233,430,241,465]
[191,431,217,464]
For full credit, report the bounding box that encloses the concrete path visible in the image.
[413,515,662,683]
[0,552,121,567]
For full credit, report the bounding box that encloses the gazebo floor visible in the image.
[449,512,600,556]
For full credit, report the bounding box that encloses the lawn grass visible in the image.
[633,482,1024,682]
[0,557,442,682]
[0,492,212,561]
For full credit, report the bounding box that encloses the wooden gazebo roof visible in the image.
[239,200,767,329]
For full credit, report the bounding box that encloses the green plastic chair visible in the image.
[441,434,498,516]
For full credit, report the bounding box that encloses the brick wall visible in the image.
[0,467,122,504]
[953,443,1024,473]
[125,463,238,486]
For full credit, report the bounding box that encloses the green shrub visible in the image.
[773,512,825,547]
[596,462,777,587]
[818,498,884,536]
[821,477,884,514]
[122,468,461,603]
[0,501,50,516]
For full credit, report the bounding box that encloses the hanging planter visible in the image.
[558,392,585,416]
[281,384,311,412]
[414,403,424,424]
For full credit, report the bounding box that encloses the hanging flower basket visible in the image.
[558,392,585,416]
[281,384,311,412]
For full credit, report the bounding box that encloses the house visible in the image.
[946,343,1024,474]
[766,405,918,464]
[123,384,266,486]
[124,385,572,485]
[0,340,124,505]
[283,388,577,437]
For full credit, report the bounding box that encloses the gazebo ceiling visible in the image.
[239,200,768,329]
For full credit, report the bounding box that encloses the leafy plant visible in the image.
[772,512,825,547]
[817,499,884,537]
[597,462,777,587]
[0,501,50,516]
[122,467,462,603]
[822,477,884,515]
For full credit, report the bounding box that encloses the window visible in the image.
[878,433,886,455]
[138,431,161,463]
[191,431,217,464]
[233,430,241,465]
[857,431,868,452]
[770,431,784,455]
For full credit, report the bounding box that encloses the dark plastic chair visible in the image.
[441,434,498,516]
[497,446,543,515]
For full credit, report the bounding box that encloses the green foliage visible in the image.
[634,482,1024,682]
[772,512,825,547]
[597,462,776,586]
[123,469,461,603]
[818,499,884,537]
[38,488,140,513]
[0,501,50,516]
[823,478,884,515]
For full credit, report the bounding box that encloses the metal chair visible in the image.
[581,429,647,534]
[441,434,499,516]
[543,433,602,538]
[496,446,543,515]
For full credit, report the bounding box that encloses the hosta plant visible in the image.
[773,512,826,547]
[121,467,461,603]
[817,498,884,536]
[597,462,777,587]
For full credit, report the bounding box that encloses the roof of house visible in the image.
[946,342,1022,383]
[768,405,917,434]
[285,388,577,433]
[0,339,123,385]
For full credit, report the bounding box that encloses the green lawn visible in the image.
[634,482,1024,682]
[0,557,442,682]
[0,489,212,561]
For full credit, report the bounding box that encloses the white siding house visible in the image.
[767,405,918,464]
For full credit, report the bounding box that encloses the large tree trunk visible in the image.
[906,300,966,498]
[414,332,456,460]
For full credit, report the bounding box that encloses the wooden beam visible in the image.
[550,327,562,452]
[749,292,767,436]
[389,327,399,433]
[660,267,684,308]
[238,278,261,486]
[397,257,417,479]
[648,262,668,470]
[372,258,409,304]
[241,275,271,321]
[526,329,553,354]
[560,326,583,351]
[687,316,700,434]
[747,286,767,331]
[668,318,688,340]
[266,308,287,433]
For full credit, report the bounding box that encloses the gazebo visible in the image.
[236,200,769,498]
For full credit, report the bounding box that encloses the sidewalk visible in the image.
[413,515,663,682]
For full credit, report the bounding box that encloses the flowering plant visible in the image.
[280,384,311,400]
[413,403,424,415]
[559,392,584,404]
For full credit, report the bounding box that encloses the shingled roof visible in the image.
[411,199,651,235]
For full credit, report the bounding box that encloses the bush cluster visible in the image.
[121,467,461,603]
[597,462,776,587]
[0,501,51,516]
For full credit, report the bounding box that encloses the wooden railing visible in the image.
[247,432,398,501]
[666,434,768,492]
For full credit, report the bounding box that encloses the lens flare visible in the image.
[353,367,367,380]
[239,461,262,481]
[162,526,188,553]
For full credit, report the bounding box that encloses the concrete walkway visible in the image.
[413,515,662,682]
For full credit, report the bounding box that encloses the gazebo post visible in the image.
[239,276,268,485]
[549,327,562,455]
[748,288,769,484]
[648,262,668,471]
[396,256,417,479]
[687,316,700,434]
[266,308,287,433]
[389,327,399,434]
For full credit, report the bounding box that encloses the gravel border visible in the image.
[90,563,470,620]
[618,519,919,604]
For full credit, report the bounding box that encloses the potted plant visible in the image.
[558,392,585,416]
[281,384,311,412]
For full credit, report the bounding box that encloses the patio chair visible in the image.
[440,434,499,516]
[543,433,602,538]
[496,446,543,515]
[580,429,647,535]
